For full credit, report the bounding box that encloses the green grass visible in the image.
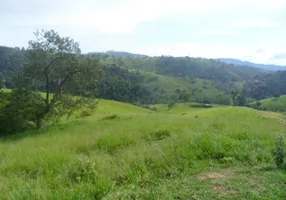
[0,88,11,93]
[252,95,286,112]
[0,100,286,199]
[142,73,229,104]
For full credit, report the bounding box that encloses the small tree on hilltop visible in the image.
[13,29,101,129]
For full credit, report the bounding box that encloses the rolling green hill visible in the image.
[0,47,265,105]
[0,100,285,199]
[250,95,286,112]
[141,73,230,104]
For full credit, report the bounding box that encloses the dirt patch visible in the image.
[214,185,237,195]
[198,168,238,196]
[259,111,286,125]
[198,168,234,181]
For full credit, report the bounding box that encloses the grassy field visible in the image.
[0,100,286,199]
[252,95,286,112]
[141,73,229,103]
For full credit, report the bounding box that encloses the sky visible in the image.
[1,0,286,65]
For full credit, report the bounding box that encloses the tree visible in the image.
[168,101,176,109]
[179,92,191,103]
[0,73,3,89]
[231,88,239,106]
[231,87,246,106]
[15,29,101,129]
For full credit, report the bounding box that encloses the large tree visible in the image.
[16,29,101,129]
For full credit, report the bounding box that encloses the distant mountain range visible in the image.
[88,51,147,58]
[217,58,286,71]
[88,51,286,71]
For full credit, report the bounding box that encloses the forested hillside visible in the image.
[2,47,284,106]
[243,71,286,100]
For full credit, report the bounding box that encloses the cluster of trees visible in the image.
[243,71,286,100]
[93,65,152,104]
[0,30,100,135]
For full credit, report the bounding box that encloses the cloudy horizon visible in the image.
[1,0,286,65]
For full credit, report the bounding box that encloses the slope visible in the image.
[0,101,285,199]
[250,95,286,112]
[142,73,230,104]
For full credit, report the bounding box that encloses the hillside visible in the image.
[141,73,230,104]
[0,100,285,199]
[218,58,286,71]
[250,95,286,112]
[1,47,264,105]
[93,54,262,83]
[90,53,263,104]
[243,70,286,100]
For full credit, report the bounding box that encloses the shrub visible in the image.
[147,129,171,141]
[274,136,284,169]
[168,101,176,109]
[149,106,158,111]
[102,114,119,120]
[79,109,92,118]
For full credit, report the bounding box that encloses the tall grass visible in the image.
[0,101,285,199]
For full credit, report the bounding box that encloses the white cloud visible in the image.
[141,42,249,58]
[1,0,286,64]
[232,20,279,28]
[138,42,286,65]
[46,0,212,35]
[5,0,285,35]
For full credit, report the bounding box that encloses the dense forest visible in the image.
[243,71,286,100]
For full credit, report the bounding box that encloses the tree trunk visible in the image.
[36,117,42,129]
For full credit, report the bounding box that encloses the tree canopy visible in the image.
[0,30,101,134]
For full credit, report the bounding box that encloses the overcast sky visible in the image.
[1,0,286,65]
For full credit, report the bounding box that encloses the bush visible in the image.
[274,136,284,169]
[146,129,171,141]
[168,101,176,109]
[79,109,92,118]
[102,114,119,120]
[149,106,158,111]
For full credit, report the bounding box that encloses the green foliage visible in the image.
[79,109,93,118]
[179,92,191,103]
[168,101,176,109]
[231,87,246,106]
[244,71,286,100]
[102,114,119,120]
[0,90,45,135]
[94,65,151,103]
[274,136,284,169]
[3,30,101,132]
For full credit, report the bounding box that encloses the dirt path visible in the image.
[259,111,286,125]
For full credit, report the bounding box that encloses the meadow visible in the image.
[0,100,285,199]
[254,95,286,112]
